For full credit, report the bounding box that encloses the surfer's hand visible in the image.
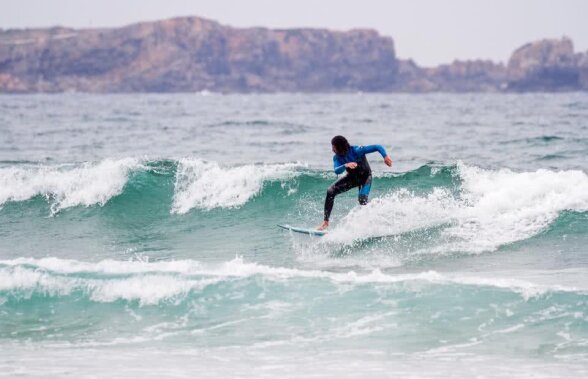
[345,162,358,169]
[384,156,393,167]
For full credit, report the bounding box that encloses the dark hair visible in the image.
[331,135,350,155]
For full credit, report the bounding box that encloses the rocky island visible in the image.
[0,16,586,93]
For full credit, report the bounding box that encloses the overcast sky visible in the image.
[2,0,587,66]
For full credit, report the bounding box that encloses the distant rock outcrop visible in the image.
[426,60,506,92]
[577,51,588,89]
[0,17,398,93]
[0,17,587,93]
[506,37,582,91]
[393,59,436,92]
[394,59,507,92]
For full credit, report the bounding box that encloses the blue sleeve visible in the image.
[333,156,346,174]
[355,144,387,157]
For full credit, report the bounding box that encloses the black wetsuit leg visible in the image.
[324,175,361,221]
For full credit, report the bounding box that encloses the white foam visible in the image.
[2,344,587,379]
[324,188,457,243]
[0,257,583,304]
[88,276,220,304]
[452,164,588,251]
[321,163,588,254]
[0,265,221,305]
[0,257,205,275]
[171,158,302,213]
[0,158,141,213]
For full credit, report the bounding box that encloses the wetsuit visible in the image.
[324,145,387,221]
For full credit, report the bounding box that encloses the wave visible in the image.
[504,135,565,145]
[313,163,588,256]
[0,158,313,214]
[171,158,304,213]
[0,158,142,214]
[455,164,588,248]
[0,159,454,216]
[0,159,468,211]
[2,257,587,355]
[0,258,588,356]
[1,257,585,305]
[1,159,587,255]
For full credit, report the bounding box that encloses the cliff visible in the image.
[0,16,586,93]
[0,17,398,93]
[396,38,587,92]
[395,59,507,92]
[506,37,583,91]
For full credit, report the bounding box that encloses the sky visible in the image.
[1,0,587,66]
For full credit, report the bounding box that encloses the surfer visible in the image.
[317,135,392,230]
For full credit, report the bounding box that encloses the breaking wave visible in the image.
[0,159,587,256]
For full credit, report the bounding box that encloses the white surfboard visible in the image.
[277,224,327,236]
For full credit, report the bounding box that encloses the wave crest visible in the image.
[321,163,588,255]
[0,257,585,305]
[171,158,302,213]
[0,158,141,213]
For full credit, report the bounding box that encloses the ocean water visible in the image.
[0,93,587,378]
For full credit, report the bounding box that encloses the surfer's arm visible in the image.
[357,145,393,167]
[356,144,387,157]
[333,156,346,174]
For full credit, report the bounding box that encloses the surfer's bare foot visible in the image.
[317,221,329,230]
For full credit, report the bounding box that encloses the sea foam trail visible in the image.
[0,158,141,213]
[171,158,302,213]
[325,163,588,253]
[0,257,584,304]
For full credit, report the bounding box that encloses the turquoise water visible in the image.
[1,93,588,377]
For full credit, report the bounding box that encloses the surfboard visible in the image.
[277,224,327,236]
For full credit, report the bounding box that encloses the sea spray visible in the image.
[0,158,142,214]
[314,164,588,257]
[171,158,303,213]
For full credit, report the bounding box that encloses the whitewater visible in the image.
[0,93,587,378]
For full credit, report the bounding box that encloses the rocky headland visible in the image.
[0,16,586,93]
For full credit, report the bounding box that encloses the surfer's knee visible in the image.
[358,195,368,205]
[327,186,336,197]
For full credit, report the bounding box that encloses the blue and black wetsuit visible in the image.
[324,145,387,221]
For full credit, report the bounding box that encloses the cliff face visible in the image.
[0,17,398,93]
[394,59,507,92]
[0,17,587,93]
[425,60,507,92]
[506,38,583,91]
[398,38,587,93]
[579,52,588,89]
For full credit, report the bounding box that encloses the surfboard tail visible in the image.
[277,224,326,236]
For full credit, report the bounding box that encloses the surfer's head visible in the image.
[331,135,350,155]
